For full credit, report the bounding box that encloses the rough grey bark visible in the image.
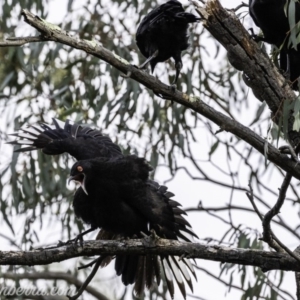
[1,239,300,272]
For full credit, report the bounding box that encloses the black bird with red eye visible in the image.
[9,119,198,299]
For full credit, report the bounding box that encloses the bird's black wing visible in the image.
[8,119,123,160]
[72,156,197,299]
[249,0,300,89]
[248,0,288,46]
[136,0,199,58]
[136,1,183,50]
[249,0,259,28]
[140,180,197,298]
[114,178,198,299]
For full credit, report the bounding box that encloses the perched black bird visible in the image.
[136,0,200,86]
[249,0,300,89]
[9,119,197,299]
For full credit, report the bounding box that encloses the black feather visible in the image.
[136,0,200,85]
[249,0,300,89]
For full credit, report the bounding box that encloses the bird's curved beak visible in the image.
[67,176,75,186]
[68,174,88,195]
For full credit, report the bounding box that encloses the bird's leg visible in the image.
[170,58,182,91]
[73,227,97,245]
[138,50,159,69]
[58,227,97,247]
[149,228,160,240]
[120,64,138,78]
[141,229,160,248]
[248,28,256,38]
[279,144,299,163]
[248,28,265,42]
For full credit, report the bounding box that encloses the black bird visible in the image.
[249,0,300,89]
[9,119,197,299]
[136,0,200,86]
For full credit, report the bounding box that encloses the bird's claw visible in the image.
[57,240,68,247]
[73,234,84,246]
[178,252,191,261]
[279,144,299,164]
[56,239,75,247]
[150,229,159,240]
[141,229,159,248]
[120,64,138,78]
[57,234,84,247]
[120,70,132,78]
[248,28,264,42]
[170,84,177,92]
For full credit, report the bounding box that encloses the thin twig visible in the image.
[0,36,45,47]
[68,257,102,300]
[186,205,300,240]
[246,177,300,261]
[78,257,99,270]
[246,182,283,252]
[262,173,292,247]
[232,2,248,12]
[0,233,21,250]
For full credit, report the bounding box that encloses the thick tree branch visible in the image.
[192,0,300,149]
[1,9,300,180]
[1,239,300,272]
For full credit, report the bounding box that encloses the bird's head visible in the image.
[68,161,91,195]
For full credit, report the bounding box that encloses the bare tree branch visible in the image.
[233,2,249,12]
[246,179,300,264]
[246,183,286,252]
[262,173,292,250]
[186,204,300,240]
[0,239,299,273]
[68,258,102,300]
[0,36,44,46]
[195,266,294,300]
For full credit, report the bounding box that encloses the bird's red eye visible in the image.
[77,166,83,172]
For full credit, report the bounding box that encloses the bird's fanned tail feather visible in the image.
[93,178,197,299]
